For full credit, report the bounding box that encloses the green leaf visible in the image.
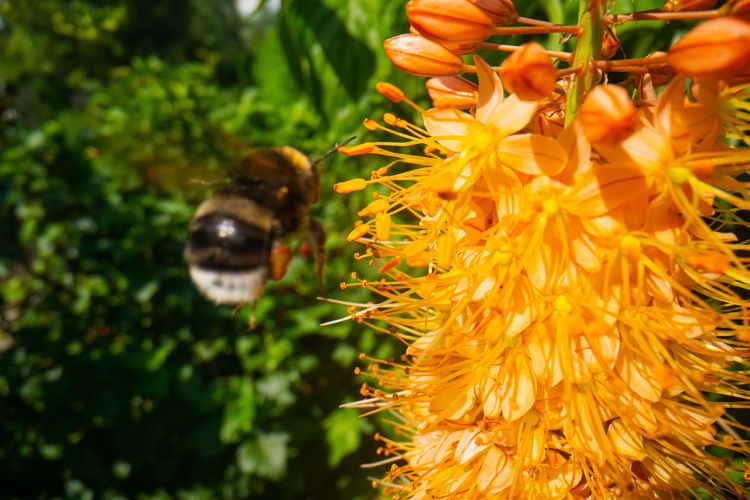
[236,432,290,479]
[324,408,361,467]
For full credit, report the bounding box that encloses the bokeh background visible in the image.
[0,0,703,498]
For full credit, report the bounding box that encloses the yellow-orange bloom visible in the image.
[338,7,750,500]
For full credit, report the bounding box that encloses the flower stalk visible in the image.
[565,0,604,125]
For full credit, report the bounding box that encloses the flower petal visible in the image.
[422,107,474,152]
[498,133,568,175]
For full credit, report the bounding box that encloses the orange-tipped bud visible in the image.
[334,178,368,193]
[407,0,494,44]
[661,0,717,11]
[426,76,478,108]
[500,42,556,101]
[375,82,405,103]
[469,0,518,25]
[601,29,619,60]
[384,34,467,77]
[580,84,636,144]
[668,17,750,79]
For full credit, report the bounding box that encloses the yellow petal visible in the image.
[473,55,505,123]
[498,133,567,175]
[608,418,647,460]
[422,107,474,152]
[500,354,536,421]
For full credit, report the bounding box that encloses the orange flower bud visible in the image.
[661,0,717,11]
[668,17,750,79]
[726,0,750,21]
[500,42,556,101]
[407,0,494,44]
[601,29,619,60]
[580,84,636,144]
[384,34,467,77]
[468,0,518,25]
[426,76,478,108]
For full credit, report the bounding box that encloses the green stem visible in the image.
[564,0,604,127]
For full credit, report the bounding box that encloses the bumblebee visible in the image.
[184,146,326,306]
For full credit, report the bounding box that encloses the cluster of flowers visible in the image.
[334,0,750,497]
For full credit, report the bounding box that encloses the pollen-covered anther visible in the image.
[379,257,401,274]
[580,84,636,144]
[383,113,399,127]
[376,82,406,103]
[426,76,478,108]
[469,0,517,24]
[407,0,495,45]
[686,250,730,274]
[667,17,750,79]
[339,144,376,157]
[384,34,467,77]
[347,223,371,241]
[334,178,368,193]
[358,199,390,217]
[500,41,556,101]
[363,119,379,131]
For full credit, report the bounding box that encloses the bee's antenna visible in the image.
[313,135,357,167]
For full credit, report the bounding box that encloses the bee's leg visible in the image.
[270,241,293,280]
[308,218,326,291]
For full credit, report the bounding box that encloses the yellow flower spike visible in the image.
[337,6,750,492]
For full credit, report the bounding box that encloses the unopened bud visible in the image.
[426,76,478,108]
[384,34,467,77]
[580,85,636,144]
[407,0,494,44]
[726,0,750,21]
[469,0,518,25]
[668,17,750,79]
[661,0,717,11]
[500,42,556,100]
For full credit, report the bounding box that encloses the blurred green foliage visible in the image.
[0,0,417,498]
[0,0,714,498]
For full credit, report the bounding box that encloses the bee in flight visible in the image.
[185,144,343,316]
